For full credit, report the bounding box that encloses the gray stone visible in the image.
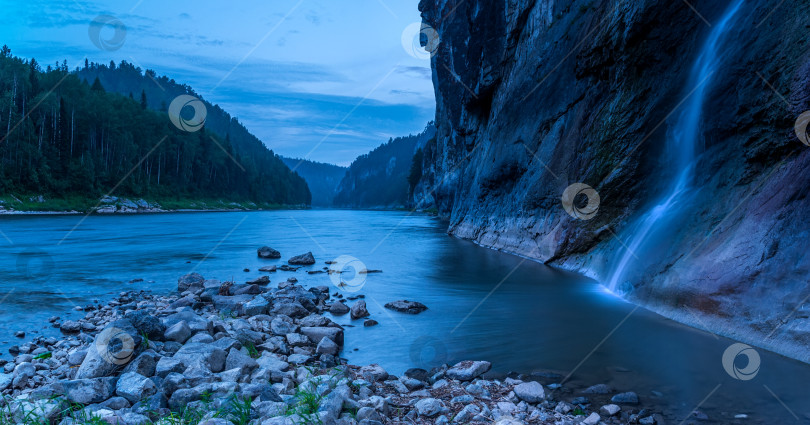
[271,301,309,319]
[288,252,315,265]
[611,391,639,404]
[582,384,612,394]
[155,357,185,378]
[270,317,296,335]
[99,397,131,410]
[357,406,382,422]
[328,302,349,316]
[225,348,259,374]
[76,321,141,379]
[415,398,446,417]
[601,404,621,416]
[0,373,12,391]
[350,300,370,319]
[173,342,227,372]
[358,364,388,382]
[61,378,117,404]
[514,381,545,403]
[168,388,201,410]
[582,412,601,425]
[286,333,310,347]
[446,360,491,381]
[60,320,82,333]
[116,372,157,404]
[316,337,339,356]
[178,273,205,291]
[164,320,192,343]
[257,246,281,259]
[126,310,166,340]
[244,296,270,316]
[122,350,158,377]
[384,300,428,314]
[453,404,480,423]
[12,362,36,388]
[300,326,343,346]
[67,349,88,366]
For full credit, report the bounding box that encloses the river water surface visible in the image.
[0,210,807,423]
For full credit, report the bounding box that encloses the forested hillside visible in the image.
[280,157,346,207]
[0,47,310,209]
[333,124,435,208]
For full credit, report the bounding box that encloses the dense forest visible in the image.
[280,157,347,207]
[333,124,435,208]
[0,46,310,208]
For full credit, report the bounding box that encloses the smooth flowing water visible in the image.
[608,0,744,291]
[0,210,808,423]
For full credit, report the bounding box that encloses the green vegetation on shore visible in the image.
[0,46,311,208]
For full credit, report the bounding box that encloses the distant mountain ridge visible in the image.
[75,60,311,205]
[280,157,347,207]
[333,124,435,209]
[0,47,309,209]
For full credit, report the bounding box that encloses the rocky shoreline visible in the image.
[1,263,665,424]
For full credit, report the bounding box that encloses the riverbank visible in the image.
[0,269,663,425]
[0,195,306,215]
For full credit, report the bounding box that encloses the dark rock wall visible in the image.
[417,0,810,361]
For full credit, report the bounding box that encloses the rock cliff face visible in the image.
[417,0,810,362]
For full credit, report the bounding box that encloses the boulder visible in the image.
[446,361,491,381]
[178,273,205,291]
[126,310,166,340]
[288,252,315,265]
[350,300,370,319]
[384,300,428,314]
[271,301,309,319]
[358,364,388,382]
[172,343,227,372]
[329,302,350,315]
[300,326,344,346]
[164,320,192,343]
[60,378,117,404]
[258,246,281,259]
[244,296,270,316]
[225,348,258,374]
[60,320,81,333]
[247,276,271,286]
[415,398,447,417]
[76,322,141,379]
[121,351,158,377]
[316,337,339,356]
[611,391,639,404]
[601,404,621,416]
[116,372,157,403]
[514,381,545,403]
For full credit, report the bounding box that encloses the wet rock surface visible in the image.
[416,0,810,363]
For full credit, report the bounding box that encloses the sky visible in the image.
[0,0,436,166]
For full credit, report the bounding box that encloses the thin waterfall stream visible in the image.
[607,0,745,291]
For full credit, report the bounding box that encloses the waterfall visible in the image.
[607,0,744,291]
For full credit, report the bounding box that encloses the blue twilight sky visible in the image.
[0,0,436,166]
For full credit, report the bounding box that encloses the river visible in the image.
[0,210,807,423]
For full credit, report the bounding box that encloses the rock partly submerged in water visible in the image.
[288,251,315,265]
[257,246,281,259]
[384,300,428,314]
